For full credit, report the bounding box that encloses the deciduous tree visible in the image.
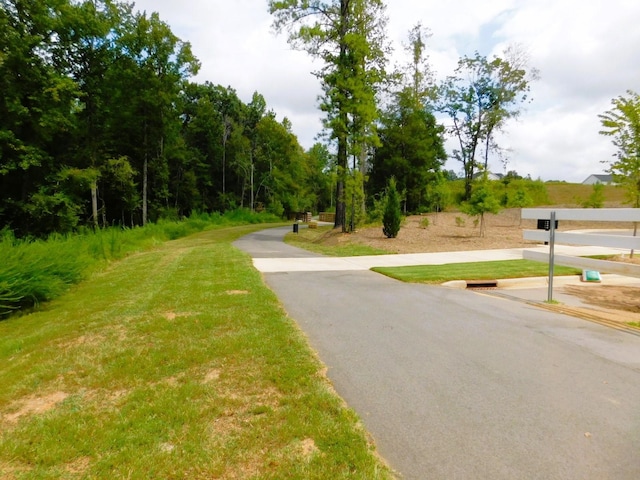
[269,0,390,231]
[599,89,640,256]
[599,90,640,209]
[438,50,534,200]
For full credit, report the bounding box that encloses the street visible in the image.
[235,227,640,479]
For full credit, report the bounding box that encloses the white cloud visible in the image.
[132,0,639,182]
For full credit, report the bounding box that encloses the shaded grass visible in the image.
[0,224,393,479]
[285,226,391,257]
[373,259,582,284]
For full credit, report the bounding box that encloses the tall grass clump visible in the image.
[0,232,92,315]
[0,210,282,316]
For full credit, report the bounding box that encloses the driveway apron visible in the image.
[234,226,640,479]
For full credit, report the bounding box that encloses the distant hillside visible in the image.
[544,182,627,207]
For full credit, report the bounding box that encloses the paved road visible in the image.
[234,227,640,479]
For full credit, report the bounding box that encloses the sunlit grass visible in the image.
[373,259,581,284]
[0,224,392,479]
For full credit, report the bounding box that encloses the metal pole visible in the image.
[547,211,556,302]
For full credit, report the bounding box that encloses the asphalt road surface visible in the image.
[234,226,640,479]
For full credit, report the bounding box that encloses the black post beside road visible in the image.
[547,211,556,302]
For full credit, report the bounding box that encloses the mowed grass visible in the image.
[0,225,393,479]
[373,259,582,284]
[284,226,391,256]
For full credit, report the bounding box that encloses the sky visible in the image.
[132,0,640,183]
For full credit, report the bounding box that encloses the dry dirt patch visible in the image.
[563,285,640,314]
[3,391,69,424]
[339,209,634,254]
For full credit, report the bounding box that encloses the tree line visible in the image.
[16,0,617,239]
[0,0,333,237]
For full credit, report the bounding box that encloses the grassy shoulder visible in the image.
[284,225,391,256]
[0,210,285,316]
[373,259,582,284]
[0,225,393,479]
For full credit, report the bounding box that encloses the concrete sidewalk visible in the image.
[252,244,628,273]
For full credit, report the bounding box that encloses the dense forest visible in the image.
[1,0,539,238]
[0,0,335,237]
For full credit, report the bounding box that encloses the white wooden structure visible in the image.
[582,174,614,185]
[522,208,640,279]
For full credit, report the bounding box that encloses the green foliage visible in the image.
[599,90,640,208]
[368,24,445,214]
[0,1,329,237]
[0,211,280,316]
[503,180,535,208]
[424,172,452,212]
[369,94,446,212]
[582,183,605,208]
[382,178,402,238]
[460,180,501,237]
[345,170,366,231]
[420,217,430,228]
[270,0,390,230]
[438,49,535,200]
[366,194,386,224]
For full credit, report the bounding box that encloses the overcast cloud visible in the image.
[132,0,640,182]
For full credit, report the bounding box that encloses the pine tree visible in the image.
[382,177,401,238]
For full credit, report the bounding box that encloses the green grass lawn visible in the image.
[0,225,393,479]
[373,259,582,284]
[284,225,391,257]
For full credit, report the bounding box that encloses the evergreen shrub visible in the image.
[382,178,402,238]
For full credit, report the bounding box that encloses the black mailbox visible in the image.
[537,219,558,231]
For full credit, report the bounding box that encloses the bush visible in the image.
[366,195,386,224]
[582,183,605,208]
[382,178,402,238]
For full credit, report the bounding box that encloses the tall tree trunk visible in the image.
[142,154,148,225]
[484,134,491,171]
[360,143,367,216]
[334,0,349,232]
[222,116,230,197]
[142,118,149,226]
[91,182,99,229]
[335,139,348,231]
[250,160,254,212]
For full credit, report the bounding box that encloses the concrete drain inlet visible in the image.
[466,280,498,289]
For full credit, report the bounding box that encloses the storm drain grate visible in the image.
[466,280,498,289]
